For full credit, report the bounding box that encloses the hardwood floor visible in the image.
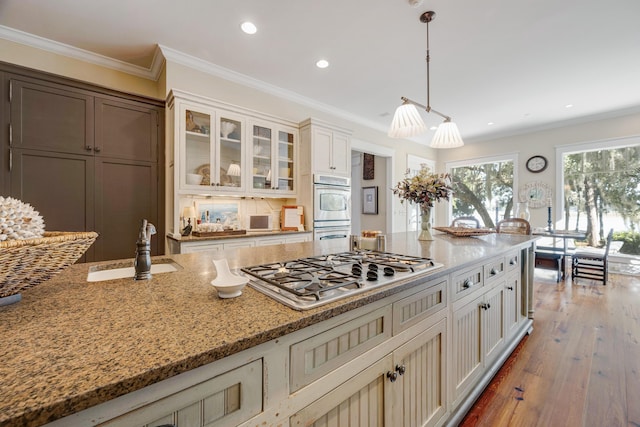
[459,270,640,427]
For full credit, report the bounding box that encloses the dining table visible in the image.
[532,229,587,255]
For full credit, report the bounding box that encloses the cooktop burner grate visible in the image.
[241,250,442,309]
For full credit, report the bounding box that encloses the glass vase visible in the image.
[419,206,433,241]
[514,201,530,221]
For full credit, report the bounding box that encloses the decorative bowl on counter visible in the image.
[211,258,248,298]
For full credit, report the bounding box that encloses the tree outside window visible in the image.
[563,144,640,251]
[449,157,515,228]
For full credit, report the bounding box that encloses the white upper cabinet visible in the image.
[178,102,246,193]
[300,118,352,177]
[249,120,298,196]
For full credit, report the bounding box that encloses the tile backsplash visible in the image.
[179,197,298,230]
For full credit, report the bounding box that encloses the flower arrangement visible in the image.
[392,166,453,209]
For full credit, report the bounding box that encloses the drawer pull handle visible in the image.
[490,268,498,275]
[507,286,514,291]
[85,145,93,151]
[509,259,516,265]
[481,303,491,310]
[463,279,473,289]
[396,364,406,376]
[387,371,398,382]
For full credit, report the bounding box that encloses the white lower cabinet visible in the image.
[100,359,262,427]
[504,272,521,339]
[291,318,447,427]
[451,279,506,407]
[173,233,312,253]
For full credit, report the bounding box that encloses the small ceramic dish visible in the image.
[211,259,248,298]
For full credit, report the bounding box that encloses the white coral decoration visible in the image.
[0,196,45,241]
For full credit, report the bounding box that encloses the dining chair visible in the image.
[571,228,614,285]
[496,218,531,235]
[450,216,481,228]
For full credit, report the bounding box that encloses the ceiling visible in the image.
[1,0,639,144]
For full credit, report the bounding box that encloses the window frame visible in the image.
[445,153,519,226]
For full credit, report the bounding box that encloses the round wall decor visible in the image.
[526,155,548,173]
[519,181,552,208]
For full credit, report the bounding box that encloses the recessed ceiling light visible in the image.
[241,22,257,35]
[565,104,574,109]
[429,125,438,131]
[316,59,329,69]
[487,122,495,126]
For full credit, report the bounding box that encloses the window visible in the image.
[558,138,640,248]
[446,154,517,228]
[406,155,435,232]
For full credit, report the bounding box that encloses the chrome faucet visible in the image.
[134,219,156,280]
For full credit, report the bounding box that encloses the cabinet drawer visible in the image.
[100,359,262,427]
[484,257,506,284]
[452,265,484,300]
[181,242,224,253]
[505,250,520,273]
[392,279,447,335]
[290,305,392,392]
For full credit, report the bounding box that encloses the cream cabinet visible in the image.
[99,360,262,427]
[299,118,351,177]
[248,120,298,195]
[170,233,312,254]
[167,90,300,237]
[176,102,246,193]
[290,318,447,427]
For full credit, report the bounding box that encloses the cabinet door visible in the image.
[311,127,333,175]
[452,296,483,403]
[392,318,447,427]
[217,114,244,191]
[10,148,95,262]
[504,273,521,339]
[181,104,214,189]
[290,354,393,427]
[10,78,94,155]
[330,131,350,176]
[483,284,506,364]
[95,97,159,162]
[250,122,274,192]
[101,359,262,427]
[94,158,159,261]
[275,127,296,193]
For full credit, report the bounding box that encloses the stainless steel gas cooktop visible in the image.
[241,250,443,310]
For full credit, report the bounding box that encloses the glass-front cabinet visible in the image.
[250,120,296,195]
[180,104,245,193]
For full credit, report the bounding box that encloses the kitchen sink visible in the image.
[87,260,181,282]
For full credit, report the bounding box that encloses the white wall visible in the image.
[351,153,388,235]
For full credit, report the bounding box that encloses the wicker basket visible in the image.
[0,231,98,298]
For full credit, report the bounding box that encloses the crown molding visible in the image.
[159,44,388,135]
[0,25,163,80]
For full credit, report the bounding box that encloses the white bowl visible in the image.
[211,259,248,298]
[186,173,202,185]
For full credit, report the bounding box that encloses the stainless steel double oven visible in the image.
[313,174,351,241]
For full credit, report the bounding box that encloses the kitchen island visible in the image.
[0,232,536,427]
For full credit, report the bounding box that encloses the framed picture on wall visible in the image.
[362,186,378,215]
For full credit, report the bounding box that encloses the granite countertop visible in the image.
[167,229,312,242]
[0,232,536,426]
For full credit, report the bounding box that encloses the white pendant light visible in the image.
[388,103,427,138]
[430,120,464,148]
[388,11,464,149]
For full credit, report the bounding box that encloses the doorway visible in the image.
[350,139,394,236]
